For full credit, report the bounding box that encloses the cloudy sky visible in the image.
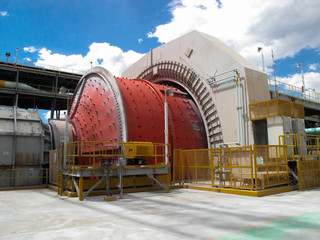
[1,0,320,120]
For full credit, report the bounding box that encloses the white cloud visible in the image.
[278,72,320,92]
[23,57,31,62]
[24,46,38,53]
[0,11,8,17]
[138,38,143,43]
[309,63,320,71]
[43,110,67,120]
[33,42,145,76]
[148,0,320,68]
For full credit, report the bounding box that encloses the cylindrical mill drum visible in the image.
[69,67,207,165]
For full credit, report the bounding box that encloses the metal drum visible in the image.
[69,67,207,165]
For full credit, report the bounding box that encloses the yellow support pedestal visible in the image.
[104,196,117,202]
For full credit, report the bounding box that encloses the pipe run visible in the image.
[207,69,245,147]
[305,128,320,135]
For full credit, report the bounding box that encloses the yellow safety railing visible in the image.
[253,145,289,190]
[279,134,320,160]
[269,78,320,103]
[297,160,320,190]
[64,141,170,170]
[249,99,305,121]
[173,145,289,191]
[0,168,48,189]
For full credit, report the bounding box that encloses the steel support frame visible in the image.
[63,166,170,200]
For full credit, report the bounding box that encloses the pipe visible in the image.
[235,74,244,146]
[305,128,320,135]
[219,142,240,147]
[164,99,169,164]
[241,77,249,146]
[209,69,244,147]
[0,80,50,94]
[236,80,241,146]
[214,68,240,78]
[239,82,244,146]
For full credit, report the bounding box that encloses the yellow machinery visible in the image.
[122,142,154,159]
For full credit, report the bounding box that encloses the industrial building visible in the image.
[0,31,319,200]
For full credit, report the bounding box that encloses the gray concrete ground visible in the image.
[0,188,319,239]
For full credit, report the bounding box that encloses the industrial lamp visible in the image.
[297,63,305,95]
[257,47,265,72]
[5,52,11,62]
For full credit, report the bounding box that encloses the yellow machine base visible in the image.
[104,196,117,202]
[0,185,48,191]
[183,185,297,197]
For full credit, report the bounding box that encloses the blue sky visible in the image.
[1,0,320,122]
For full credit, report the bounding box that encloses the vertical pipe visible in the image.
[164,92,169,165]
[242,77,249,146]
[63,90,69,170]
[236,80,242,146]
[239,82,244,146]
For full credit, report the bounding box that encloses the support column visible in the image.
[79,176,84,201]
[51,99,56,119]
[58,171,63,195]
[166,173,170,193]
[13,70,19,107]
[51,76,58,119]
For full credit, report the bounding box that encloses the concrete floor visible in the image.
[0,188,319,240]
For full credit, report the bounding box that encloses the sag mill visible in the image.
[0,31,319,199]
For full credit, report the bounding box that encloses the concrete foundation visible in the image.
[0,188,319,239]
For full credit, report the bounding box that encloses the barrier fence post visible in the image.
[250,145,254,190]
[210,148,214,186]
[46,169,48,185]
[172,149,176,185]
[79,176,84,201]
[229,148,233,187]
[17,168,20,187]
[180,149,183,184]
[297,161,302,191]
[194,151,197,184]
[276,146,280,185]
[265,145,269,187]
[253,145,258,190]
[166,173,170,193]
